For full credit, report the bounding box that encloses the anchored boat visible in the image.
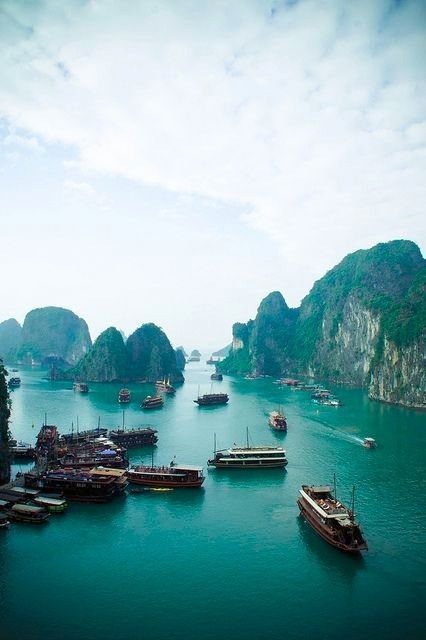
[297,479,368,553]
[141,395,164,409]
[268,410,287,431]
[194,392,229,406]
[208,430,287,468]
[127,463,205,488]
[118,388,131,403]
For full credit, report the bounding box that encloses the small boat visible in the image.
[208,430,287,469]
[118,388,131,403]
[210,372,223,381]
[6,503,50,524]
[8,377,21,388]
[127,463,205,488]
[363,437,377,449]
[194,393,229,406]
[141,395,164,409]
[0,514,10,529]
[155,379,176,394]
[73,382,89,393]
[9,440,37,460]
[33,495,68,513]
[268,410,287,431]
[297,479,368,554]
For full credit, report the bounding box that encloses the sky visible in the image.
[0,0,425,352]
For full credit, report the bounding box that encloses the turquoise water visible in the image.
[1,363,425,640]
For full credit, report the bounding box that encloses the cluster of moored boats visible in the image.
[2,371,376,554]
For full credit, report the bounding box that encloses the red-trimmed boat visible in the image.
[297,482,367,554]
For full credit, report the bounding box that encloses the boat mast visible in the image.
[122,410,125,430]
[246,427,249,449]
[333,473,337,501]
[98,416,101,434]
[213,433,217,455]
[151,446,154,468]
[44,412,47,426]
[351,485,356,521]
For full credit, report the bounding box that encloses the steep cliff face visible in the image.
[221,240,425,409]
[66,327,130,382]
[369,336,425,408]
[250,292,297,376]
[0,360,11,485]
[0,318,22,362]
[221,293,297,376]
[18,307,92,365]
[175,347,186,372]
[127,323,184,383]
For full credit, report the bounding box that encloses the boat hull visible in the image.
[297,499,367,553]
[127,476,204,488]
[208,460,287,468]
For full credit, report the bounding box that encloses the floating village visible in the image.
[1,366,375,555]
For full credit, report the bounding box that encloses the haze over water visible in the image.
[2,362,426,640]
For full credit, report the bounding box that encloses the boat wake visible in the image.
[306,415,364,446]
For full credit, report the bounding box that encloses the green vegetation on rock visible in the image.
[0,318,22,362]
[127,323,183,382]
[18,306,92,365]
[221,240,425,408]
[65,327,129,382]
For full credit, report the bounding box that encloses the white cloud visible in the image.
[0,0,424,306]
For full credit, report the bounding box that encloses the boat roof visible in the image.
[7,486,40,495]
[364,437,376,442]
[0,499,10,507]
[173,465,203,471]
[309,485,332,493]
[227,447,284,454]
[34,496,66,506]
[12,503,45,513]
[130,469,187,477]
[89,467,126,477]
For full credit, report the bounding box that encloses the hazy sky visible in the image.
[0,0,425,351]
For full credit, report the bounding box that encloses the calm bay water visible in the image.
[1,363,425,640]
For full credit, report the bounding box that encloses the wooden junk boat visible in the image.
[118,388,131,403]
[109,426,158,448]
[141,395,164,410]
[36,424,58,459]
[25,468,128,502]
[208,431,287,469]
[155,379,176,395]
[210,372,223,381]
[297,482,368,554]
[6,503,50,524]
[60,426,109,445]
[8,377,21,388]
[194,392,229,406]
[127,463,205,488]
[268,410,287,431]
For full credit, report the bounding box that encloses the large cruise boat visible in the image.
[194,392,229,406]
[208,432,287,468]
[297,483,368,553]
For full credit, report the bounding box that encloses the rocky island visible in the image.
[220,240,425,409]
[64,322,184,384]
[15,307,92,367]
